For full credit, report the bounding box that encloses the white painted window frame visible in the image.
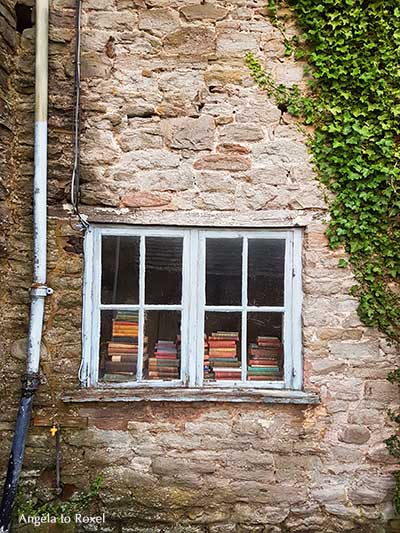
[81,225,303,390]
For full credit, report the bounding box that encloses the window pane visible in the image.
[144,311,181,381]
[246,312,284,381]
[100,310,140,383]
[101,236,139,304]
[204,312,242,382]
[145,237,183,305]
[248,239,285,307]
[206,238,242,306]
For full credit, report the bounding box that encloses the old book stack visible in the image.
[247,336,283,381]
[203,336,213,381]
[105,310,147,377]
[208,331,241,381]
[148,339,180,380]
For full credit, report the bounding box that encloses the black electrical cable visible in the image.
[71,0,88,229]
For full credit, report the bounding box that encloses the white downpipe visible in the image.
[27,0,50,374]
[0,2,50,529]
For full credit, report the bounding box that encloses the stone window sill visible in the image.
[62,388,320,405]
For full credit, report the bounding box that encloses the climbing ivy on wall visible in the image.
[248,0,400,340]
[247,0,400,509]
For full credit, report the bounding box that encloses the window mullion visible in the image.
[180,232,190,386]
[137,235,145,382]
[187,229,200,387]
[82,227,94,386]
[292,229,303,389]
[241,237,248,383]
[195,230,206,386]
[91,229,101,385]
[283,234,293,388]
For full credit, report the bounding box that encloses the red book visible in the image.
[248,359,279,366]
[214,371,241,379]
[208,340,237,348]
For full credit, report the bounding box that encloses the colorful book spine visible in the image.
[247,336,283,381]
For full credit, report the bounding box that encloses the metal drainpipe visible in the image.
[0,0,51,530]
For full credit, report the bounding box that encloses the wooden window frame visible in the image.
[81,225,303,390]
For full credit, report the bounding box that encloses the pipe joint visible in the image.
[31,285,53,298]
[21,373,41,397]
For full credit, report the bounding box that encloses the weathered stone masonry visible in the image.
[1,0,400,531]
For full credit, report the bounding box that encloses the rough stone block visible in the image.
[219,124,264,143]
[164,27,216,56]
[198,192,235,210]
[125,149,180,170]
[80,52,112,78]
[347,409,382,426]
[121,191,172,208]
[163,116,215,150]
[348,474,394,505]
[311,484,347,504]
[364,380,399,404]
[205,65,244,86]
[180,5,229,21]
[338,425,370,444]
[138,8,180,35]
[135,168,193,191]
[193,154,251,171]
[152,456,216,475]
[89,10,137,30]
[367,444,398,464]
[216,143,250,155]
[118,127,163,152]
[310,359,346,376]
[216,31,258,56]
[328,340,379,361]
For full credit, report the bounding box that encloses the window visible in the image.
[82,226,302,390]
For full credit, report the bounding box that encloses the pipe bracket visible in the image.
[31,285,53,297]
[21,373,41,397]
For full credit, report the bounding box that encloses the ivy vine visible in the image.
[247,0,400,511]
[14,475,103,525]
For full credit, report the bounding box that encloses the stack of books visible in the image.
[105,311,147,378]
[247,336,283,381]
[203,336,214,381]
[208,331,241,381]
[148,339,180,380]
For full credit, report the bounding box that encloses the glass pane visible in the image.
[100,310,140,383]
[145,237,183,305]
[101,236,139,304]
[248,239,285,307]
[246,312,284,381]
[144,311,181,381]
[206,238,242,306]
[204,312,242,382]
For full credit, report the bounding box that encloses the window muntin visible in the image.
[83,227,302,390]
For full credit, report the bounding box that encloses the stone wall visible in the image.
[0,0,36,463]
[0,0,17,394]
[1,0,400,532]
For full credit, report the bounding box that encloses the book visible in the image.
[146,338,180,380]
[104,312,146,379]
[246,336,283,381]
[104,361,137,372]
[257,336,281,345]
[208,358,241,367]
[208,340,237,348]
[247,367,280,374]
[214,371,241,379]
[248,375,282,381]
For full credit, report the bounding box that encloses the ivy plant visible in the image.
[247,0,400,511]
[14,475,103,524]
